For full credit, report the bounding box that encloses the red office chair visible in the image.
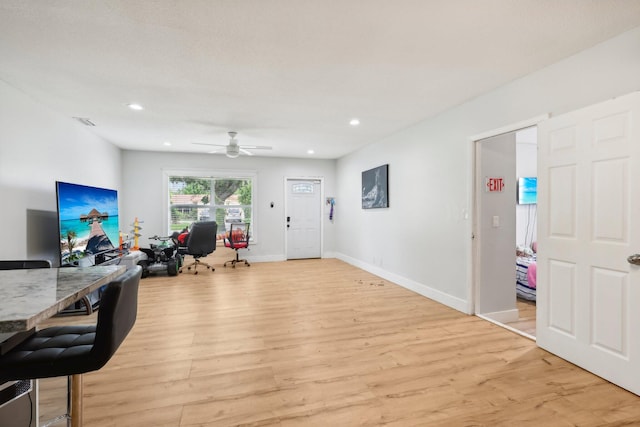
[224,222,250,268]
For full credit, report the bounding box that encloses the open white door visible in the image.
[537,92,640,395]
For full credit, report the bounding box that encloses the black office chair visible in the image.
[178,221,217,274]
[0,266,142,427]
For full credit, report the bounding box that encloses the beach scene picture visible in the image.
[56,181,119,264]
[518,177,538,205]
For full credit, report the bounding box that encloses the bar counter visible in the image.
[0,265,126,334]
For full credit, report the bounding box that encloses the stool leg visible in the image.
[71,374,83,427]
[82,296,93,315]
[67,376,71,427]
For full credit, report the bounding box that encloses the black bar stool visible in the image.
[0,266,142,427]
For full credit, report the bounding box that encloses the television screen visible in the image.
[518,177,537,205]
[56,181,119,265]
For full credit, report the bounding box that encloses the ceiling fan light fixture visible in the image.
[226,144,240,158]
[193,131,271,157]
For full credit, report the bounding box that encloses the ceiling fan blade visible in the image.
[239,145,272,150]
[239,148,254,156]
[192,142,227,147]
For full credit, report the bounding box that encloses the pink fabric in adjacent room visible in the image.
[527,261,537,289]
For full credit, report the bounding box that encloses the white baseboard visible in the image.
[335,252,469,314]
[247,254,286,263]
[477,308,519,324]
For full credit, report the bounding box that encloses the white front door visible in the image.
[537,92,640,395]
[286,179,322,260]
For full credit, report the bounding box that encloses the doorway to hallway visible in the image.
[474,125,538,340]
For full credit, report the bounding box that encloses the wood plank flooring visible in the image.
[39,256,640,426]
[504,298,537,337]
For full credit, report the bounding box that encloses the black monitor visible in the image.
[55,181,119,266]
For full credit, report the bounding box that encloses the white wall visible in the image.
[121,150,336,261]
[476,133,517,318]
[335,26,640,313]
[0,80,122,265]
[516,128,538,249]
[3,25,640,310]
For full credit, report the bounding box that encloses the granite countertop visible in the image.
[0,265,126,333]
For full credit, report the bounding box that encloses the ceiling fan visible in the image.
[193,131,272,158]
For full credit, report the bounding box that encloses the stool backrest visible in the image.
[91,266,142,366]
[0,259,51,270]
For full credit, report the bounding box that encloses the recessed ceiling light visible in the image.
[307,149,315,155]
[127,103,144,111]
[163,141,172,146]
[349,118,360,126]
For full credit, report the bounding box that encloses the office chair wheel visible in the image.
[194,270,198,275]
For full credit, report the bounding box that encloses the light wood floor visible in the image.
[40,255,640,426]
[504,298,537,338]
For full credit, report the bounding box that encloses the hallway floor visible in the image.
[505,298,536,338]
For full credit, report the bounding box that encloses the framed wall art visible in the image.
[362,164,388,209]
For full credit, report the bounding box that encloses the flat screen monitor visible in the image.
[517,177,537,205]
[56,181,119,265]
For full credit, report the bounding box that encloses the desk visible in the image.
[0,265,125,334]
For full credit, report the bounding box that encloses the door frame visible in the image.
[283,176,325,260]
[468,115,549,318]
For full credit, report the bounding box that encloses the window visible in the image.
[292,183,314,193]
[165,171,255,241]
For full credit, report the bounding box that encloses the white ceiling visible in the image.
[2,1,640,159]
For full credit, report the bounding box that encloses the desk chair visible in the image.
[0,266,142,427]
[224,222,250,268]
[178,221,217,274]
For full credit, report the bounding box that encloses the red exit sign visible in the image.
[485,177,505,192]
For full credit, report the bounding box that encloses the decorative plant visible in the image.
[65,230,79,260]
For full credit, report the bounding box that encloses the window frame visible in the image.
[162,168,257,242]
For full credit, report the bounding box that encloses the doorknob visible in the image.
[627,254,640,265]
